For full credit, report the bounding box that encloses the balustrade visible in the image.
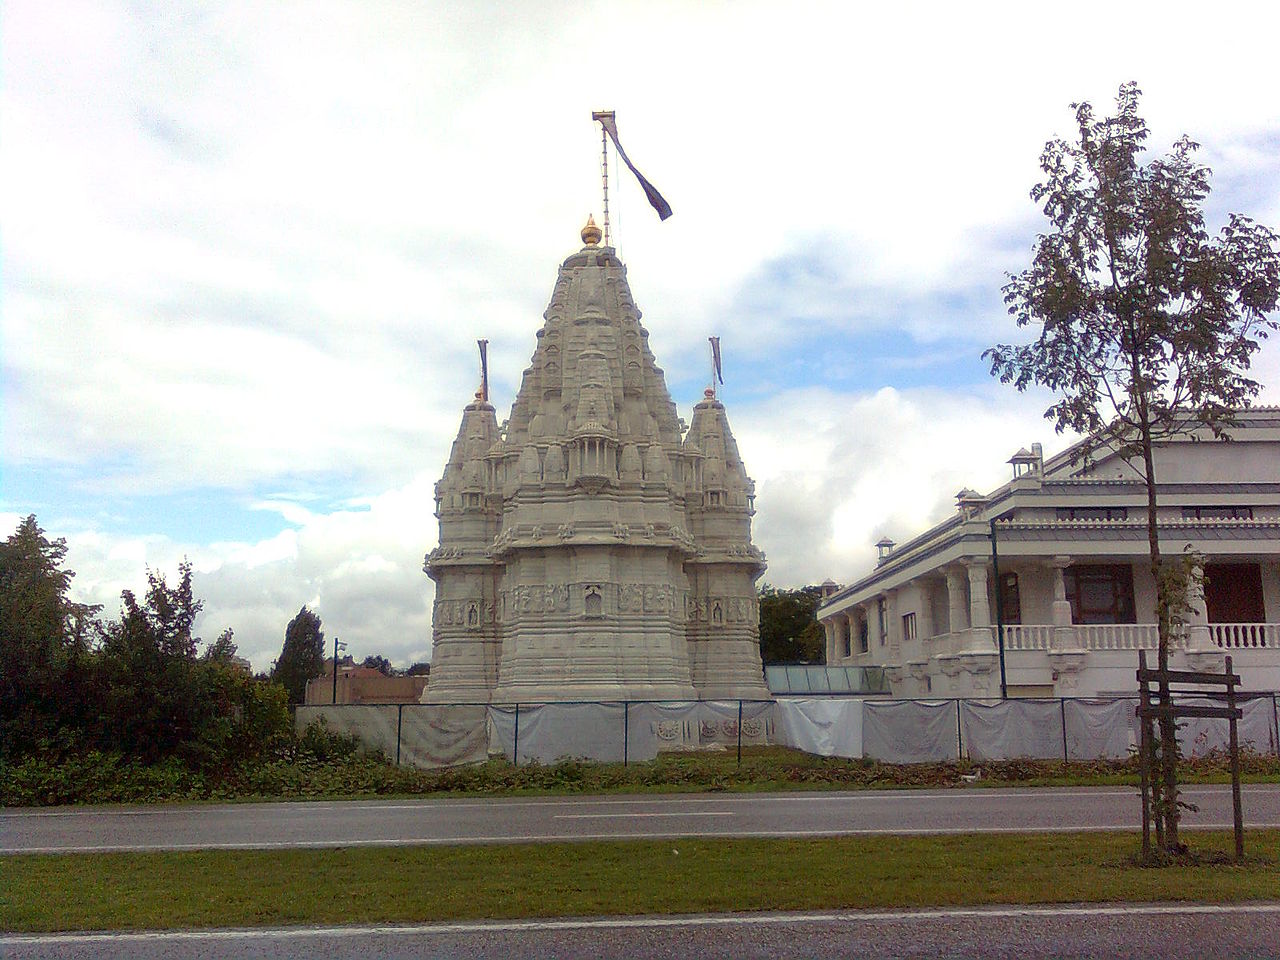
[1209,623,1279,649]
[1001,624,1054,650]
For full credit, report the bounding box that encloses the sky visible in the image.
[3,0,1279,673]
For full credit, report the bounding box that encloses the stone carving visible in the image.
[424,232,770,704]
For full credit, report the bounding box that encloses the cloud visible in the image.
[3,0,1278,676]
[732,384,1066,588]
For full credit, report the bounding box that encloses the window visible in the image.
[1183,506,1254,520]
[858,616,869,653]
[584,586,603,618]
[998,572,1022,625]
[876,597,888,645]
[1204,563,1265,623]
[1064,564,1136,624]
[841,620,851,659]
[901,612,917,642]
[1056,507,1128,521]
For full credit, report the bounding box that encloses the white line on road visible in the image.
[7,821,1278,854]
[553,812,735,819]
[7,902,1280,946]
[6,784,1277,819]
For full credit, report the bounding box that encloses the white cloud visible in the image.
[733,384,1066,588]
[3,0,1278,672]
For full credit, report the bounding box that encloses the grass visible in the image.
[2,830,1277,932]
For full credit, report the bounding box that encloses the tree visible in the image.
[0,516,101,755]
[758,585,826,664]
[272,606,325,704]
[985,83,1280,856]
[405,661,431,677]
[98,561,211,762]
[362,654,393,676]
[203,628,239,664]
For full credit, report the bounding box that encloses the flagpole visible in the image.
[477,339,489,402]
[710,337,716,399]
[600,121,611,247]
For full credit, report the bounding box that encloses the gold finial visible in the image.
[581,214,602,246]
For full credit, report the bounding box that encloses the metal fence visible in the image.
[295,692,1280,771]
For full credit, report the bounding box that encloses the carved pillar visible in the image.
[945,567,968,636]
[1186,560,1213,651]
[1049,556,1079,651]
[884,589,899,657]
[917,581,934,640]
[964,559,992,629]
[823,619,836,661]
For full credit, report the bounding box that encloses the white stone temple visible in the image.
[423,219,770,703]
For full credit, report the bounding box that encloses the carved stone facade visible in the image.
[424,227,770,703]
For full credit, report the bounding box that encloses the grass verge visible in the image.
[3,830,1277,933]
[6,746,1279,807]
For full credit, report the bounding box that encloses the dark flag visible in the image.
[710,336,724,385]
[477,339,489,402]
[593,111,673,221]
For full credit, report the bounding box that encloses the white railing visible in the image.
[1209,623,1278,649]
[1001,624,1055,650]
[1072,623,1161,650]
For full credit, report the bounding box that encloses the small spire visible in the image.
[581,214,602,246]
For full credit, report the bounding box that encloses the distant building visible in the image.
[819,409,1280,697]
[304,657,429,704]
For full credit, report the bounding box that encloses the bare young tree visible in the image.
[985,82,1280,855]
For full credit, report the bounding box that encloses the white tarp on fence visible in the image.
[1063,698,1139,759]
[773,697,864,758]
[398,705,490,768]
[302,693,1279,769]
[489,702,628,764]
[960,699,1065,760]
[298,705,400,759]
[862,700,959,762]
[297,704,489,768]
[1175,696,1279,758]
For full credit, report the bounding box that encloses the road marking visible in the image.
[6,783,1278,819]
[553,812,735,819]
[6,902,1280,945]
[7,821,1279,854]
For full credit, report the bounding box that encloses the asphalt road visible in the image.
[4,784,1280,853]
[5,903,1280,959]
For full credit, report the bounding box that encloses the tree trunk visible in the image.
[1139,414,1180,854]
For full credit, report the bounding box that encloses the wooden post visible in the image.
[1226,656,1244,861]
[1137,650,1151,860]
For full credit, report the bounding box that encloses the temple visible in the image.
[423,219,770,703]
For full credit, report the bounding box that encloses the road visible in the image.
[4,784,1280,853]
[4,904,1280,959]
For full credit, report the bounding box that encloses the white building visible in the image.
[818,409,1280,697]
[424,221,770,704]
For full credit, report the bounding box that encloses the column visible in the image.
[917,581,934,640]
[1186,560,1212,651]
[1049,556,1078,650]
[884,589,899,656]
[823,619,836,661]
[963,559,992,629]
[945,567,968,636]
